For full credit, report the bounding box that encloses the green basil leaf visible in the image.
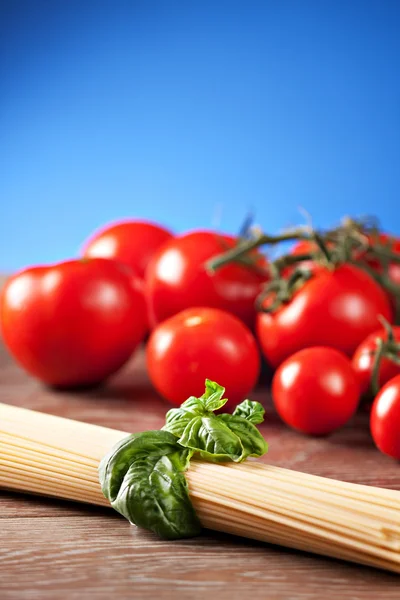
[232,400,265,424]
[99,430,169,503]
[178,414,243,462]
[201,379,223,399]
[179,396,206,414]
[200,379,228,411]
[219,414,268,460]
[163,408,198,438]
[99,430,201,539]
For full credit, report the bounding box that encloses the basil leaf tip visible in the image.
[232,399,266,424]
[99,379,268,540]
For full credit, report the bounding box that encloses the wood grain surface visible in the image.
[1,333,400,599]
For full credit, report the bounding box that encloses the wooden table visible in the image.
[1,342,400,599]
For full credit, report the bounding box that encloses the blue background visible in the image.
[1,0,399,271]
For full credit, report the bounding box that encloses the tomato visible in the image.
[146,307,260,409]
[370,375,400,460]
[82,220,173,279]
[146,230,268,329]
[0,258,147,386]
[352,326,400,397]
[257,263,393,368]
[272,347,360,435]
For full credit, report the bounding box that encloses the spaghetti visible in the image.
[1,402,400,573]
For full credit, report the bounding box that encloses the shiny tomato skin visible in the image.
[257,264,393,369]
[146,230,268,329]
[146,307,260,409]
[370,375,400,460]
[352,327,400,396]
[272,347,360,435]
[0,258,147,386]
[82,220,173,279]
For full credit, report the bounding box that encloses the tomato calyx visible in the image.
[370,317,400,396]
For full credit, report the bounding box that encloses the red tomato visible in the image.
[146,307,260,409]
[257,264,393,368]
[82,220,173,279]
[272,347,360,435]
[352,327,400,396]
[0,258,147,386]
[370,375,400,460]
[146,230,268,329]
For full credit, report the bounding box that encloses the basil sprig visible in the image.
[163,380,268,462]
[99,380,267,540]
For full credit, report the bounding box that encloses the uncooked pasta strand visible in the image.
[185,472,396,545]
[235,461,400,504]
[1,402,400,574]
[189,462,400,525]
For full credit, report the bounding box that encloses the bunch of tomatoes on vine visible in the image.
[1,216,400,461]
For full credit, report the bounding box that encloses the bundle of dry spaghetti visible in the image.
[1,402,400,574]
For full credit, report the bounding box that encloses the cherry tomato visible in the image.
[352,326,400,397]
[146,230,268,329]
[370,375,400,460]
[257,263,392,368]
[0,258,147,386]
[82,220,173,279]
[272,347,360,435]
[146,307,260,409]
